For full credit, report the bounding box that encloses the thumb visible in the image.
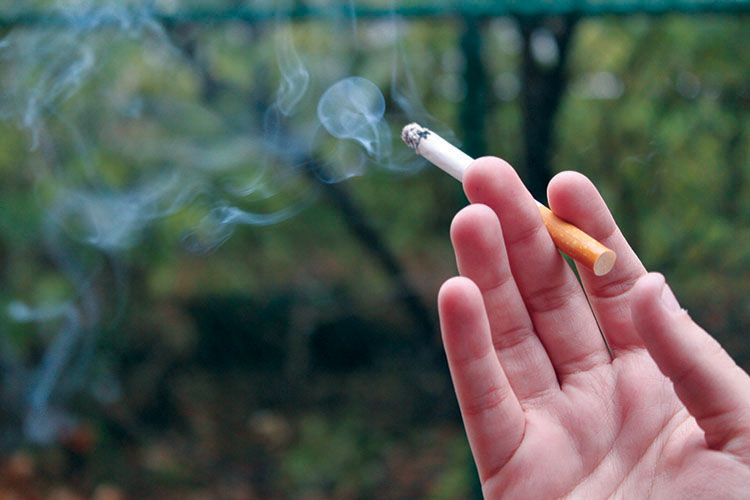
[631,273,750,458]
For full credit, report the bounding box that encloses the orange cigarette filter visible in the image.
[537,205,615,276]
[401,123,616,276]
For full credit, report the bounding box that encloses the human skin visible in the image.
[438,157,750,499]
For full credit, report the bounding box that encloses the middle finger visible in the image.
[463,157,611,379]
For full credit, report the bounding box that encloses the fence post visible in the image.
[460,15,489,159]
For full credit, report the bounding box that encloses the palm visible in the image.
[438,159,750,499]
[492,352,750,499]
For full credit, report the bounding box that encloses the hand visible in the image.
[438,157,750,499]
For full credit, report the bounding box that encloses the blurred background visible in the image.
[0,1,747,498]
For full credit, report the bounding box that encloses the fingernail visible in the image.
[660,284,681,313]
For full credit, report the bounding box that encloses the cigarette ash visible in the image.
[401,122,431,151]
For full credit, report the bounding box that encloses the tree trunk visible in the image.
[460,16,488,159]
[519,16,579,202]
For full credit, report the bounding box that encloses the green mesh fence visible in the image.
[0,0,748,27]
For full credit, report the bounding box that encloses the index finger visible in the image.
[438,277,526,481]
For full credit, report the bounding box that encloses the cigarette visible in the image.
[402,123,616,276]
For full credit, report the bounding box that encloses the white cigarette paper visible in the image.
[401,123,544,206]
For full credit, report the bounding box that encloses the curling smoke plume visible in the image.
[0,0,435,443]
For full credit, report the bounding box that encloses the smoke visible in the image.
[318,76,391,161]
[8,301,81,443]
[0,1,435,443]
[274,25,310,117]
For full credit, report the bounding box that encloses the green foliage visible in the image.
[555,15,748,355]
[0,7,747,499]
[280,415,386,494]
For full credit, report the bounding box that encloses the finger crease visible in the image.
[557,348,610,378]
[505,217,548,248]
[594,220,620,248]
[524,281,583,315]
[478,269,515,298]
[450,348,496,372]
[462,384,513,417]
[518,386,559,408]
[590,272,643,301]
[491,324,536,353]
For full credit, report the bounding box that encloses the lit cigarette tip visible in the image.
[401,122,428,151]
[400,122,472,181]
